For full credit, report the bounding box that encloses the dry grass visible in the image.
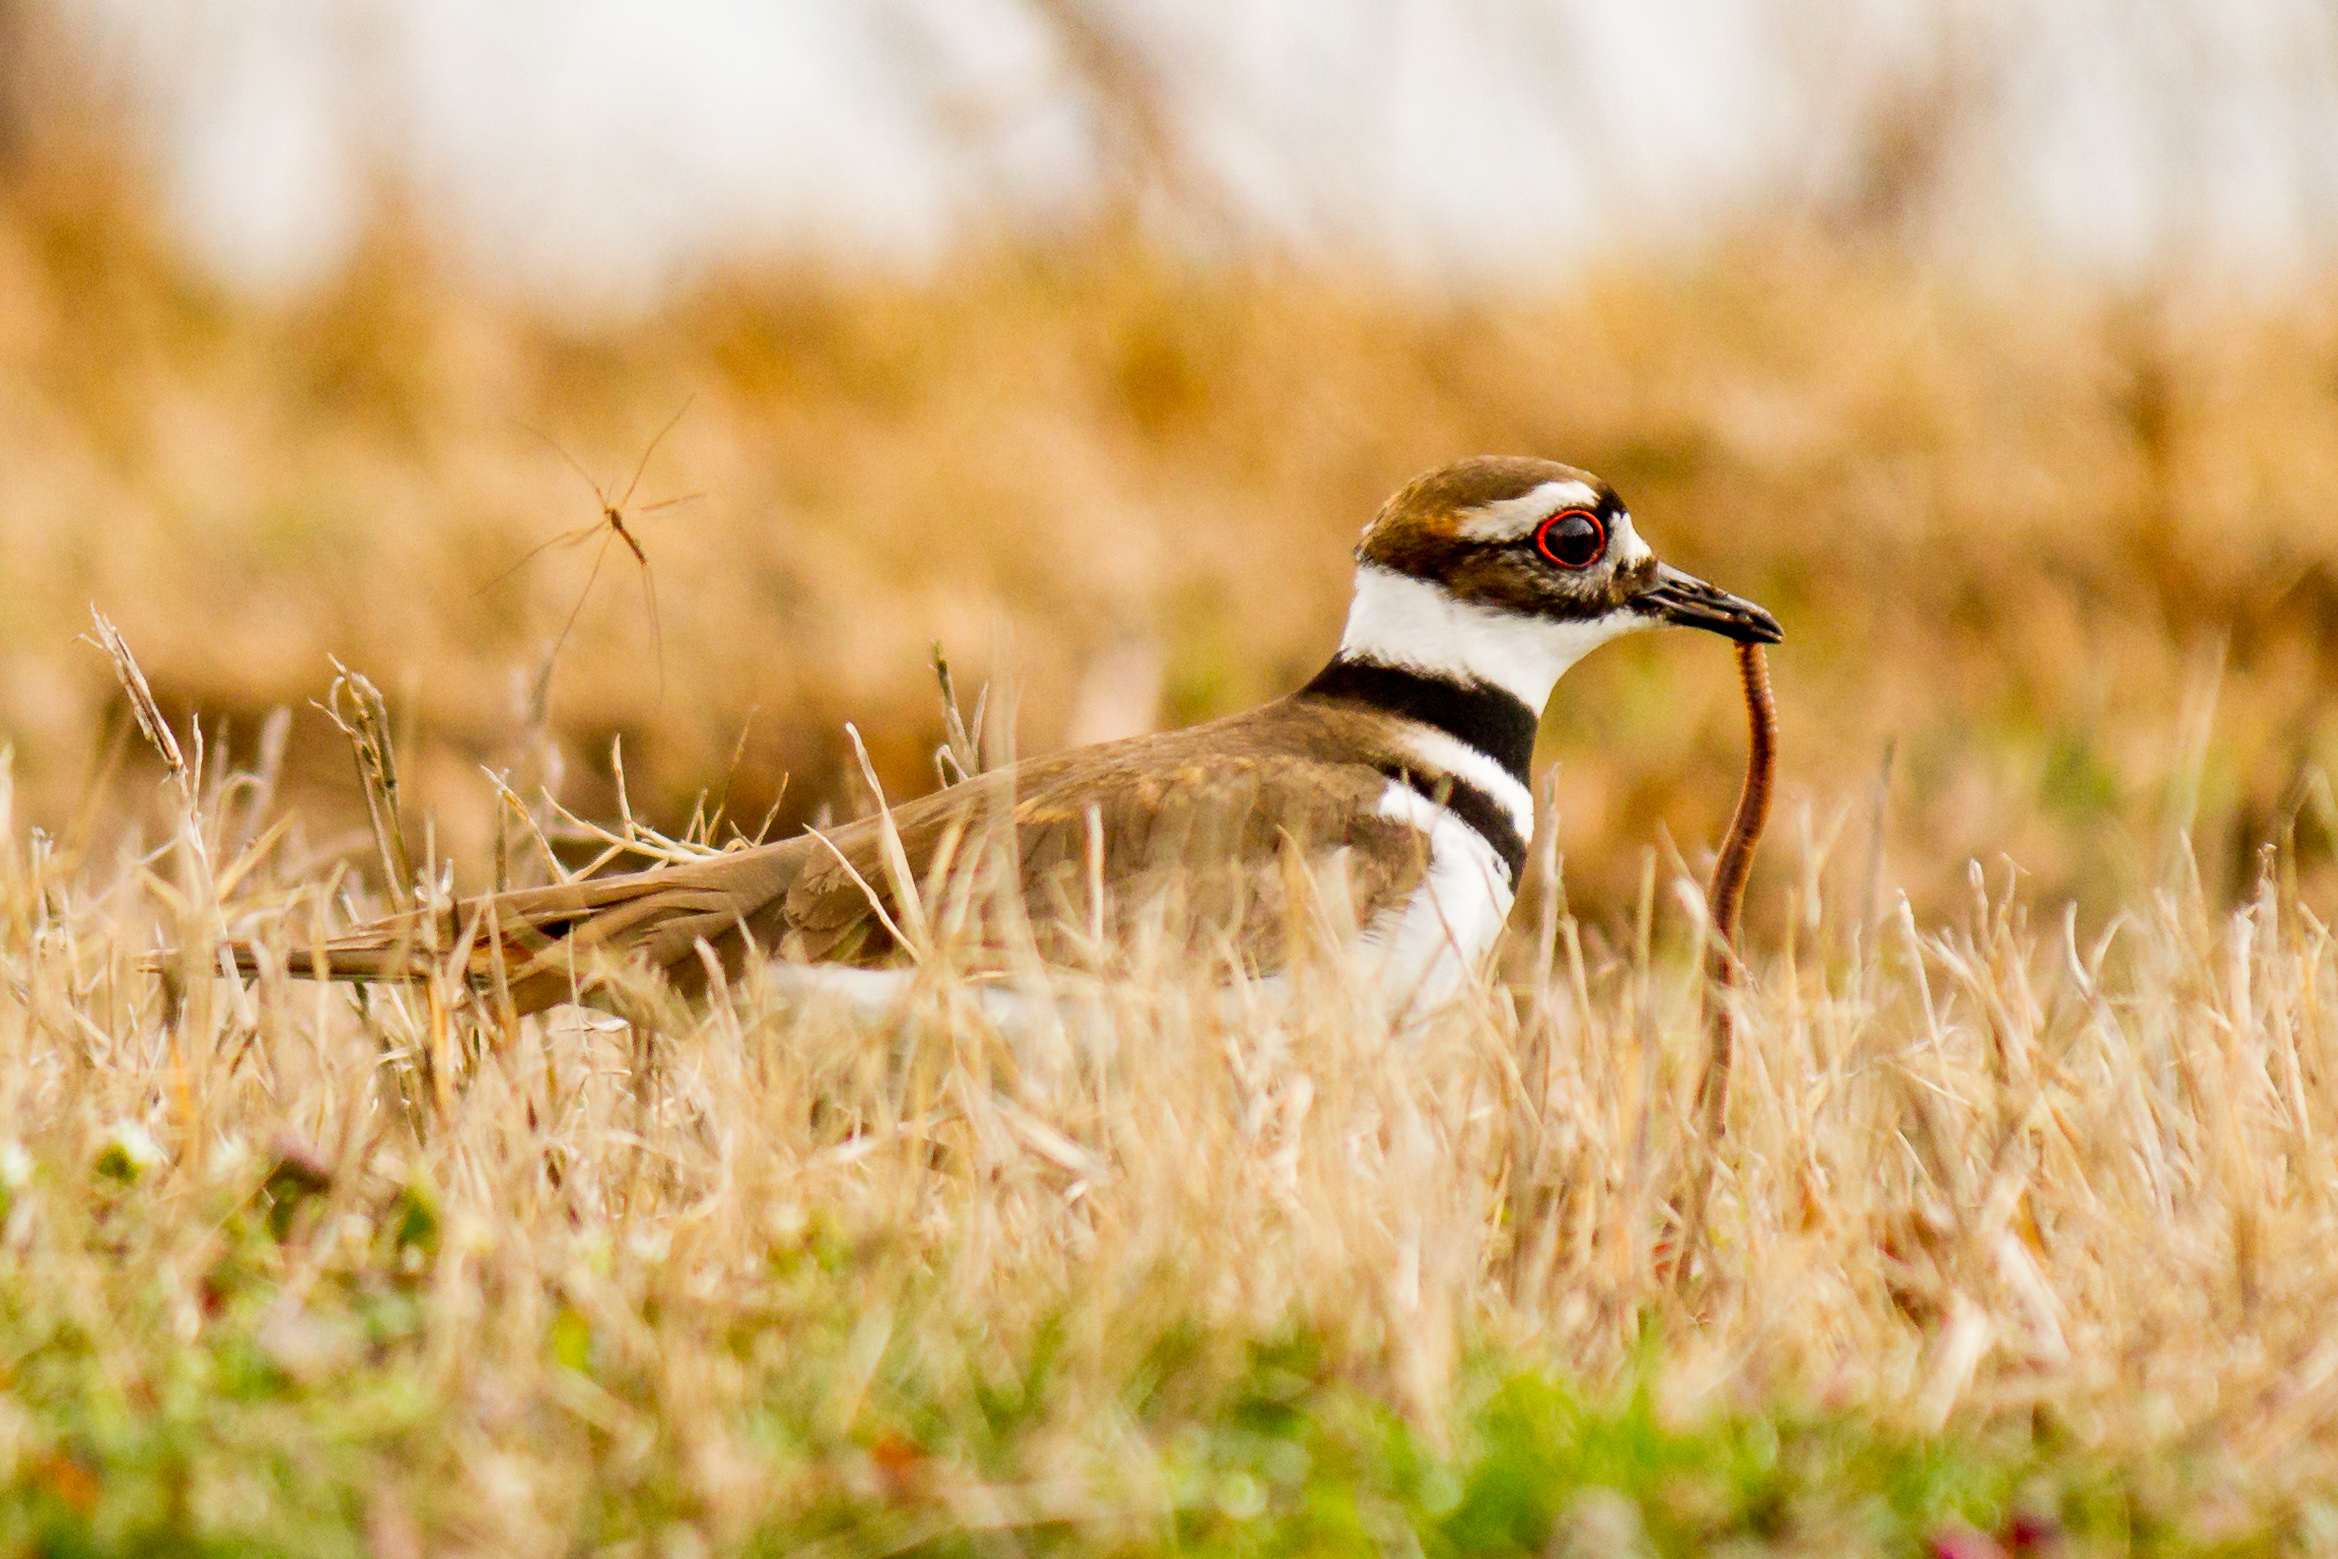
[6,632,2338,1552]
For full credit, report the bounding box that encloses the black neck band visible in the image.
[1377,766,1529,886]
[1297,657,1538,785]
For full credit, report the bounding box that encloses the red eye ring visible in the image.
[1534,509,1607,569]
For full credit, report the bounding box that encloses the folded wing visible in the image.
[227,706,1432,1013]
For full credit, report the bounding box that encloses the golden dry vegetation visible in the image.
[9,125,2338,1554]
[10,156,2338,922]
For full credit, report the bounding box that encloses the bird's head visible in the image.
[1357,455,1782,650]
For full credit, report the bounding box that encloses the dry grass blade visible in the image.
[847,720,929,952]
[538,772,724,870]
[932,643,988,785]
[318,661,414,912]
[85,610,222,971]
[803,823,916,958]
[85,608,189,809]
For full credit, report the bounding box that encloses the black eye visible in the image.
[1534,510,1606,569]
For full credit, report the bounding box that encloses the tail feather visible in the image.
[215,837,817,1016]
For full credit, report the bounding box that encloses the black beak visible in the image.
[1637,563,1783,644]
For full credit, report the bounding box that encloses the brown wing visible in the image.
[780,722,1430,972]
[231,700,1429,1012]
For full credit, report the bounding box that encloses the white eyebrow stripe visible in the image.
[1452,480,1603,542]
[1608,512,1653,569]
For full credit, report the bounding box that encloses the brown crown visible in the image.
[1356,456,1633,617]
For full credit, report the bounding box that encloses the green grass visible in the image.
[0,1146,2287,1557]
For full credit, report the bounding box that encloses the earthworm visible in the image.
[1679,641,1776,1290]
[1706,642,1777,970]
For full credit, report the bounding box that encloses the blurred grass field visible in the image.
[10,110,2338,1555]
[11,151,2338,925]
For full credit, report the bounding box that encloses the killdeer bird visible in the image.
[246,457,1779,1015]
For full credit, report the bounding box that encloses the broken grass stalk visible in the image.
[319,662,415,914]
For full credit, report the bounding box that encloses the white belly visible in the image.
[1354,779,1518,1015]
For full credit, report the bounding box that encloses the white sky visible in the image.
[57,0,2338,302]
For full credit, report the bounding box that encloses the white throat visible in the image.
[1335,563,1648,711]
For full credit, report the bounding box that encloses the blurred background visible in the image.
[6,0,2338,923]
